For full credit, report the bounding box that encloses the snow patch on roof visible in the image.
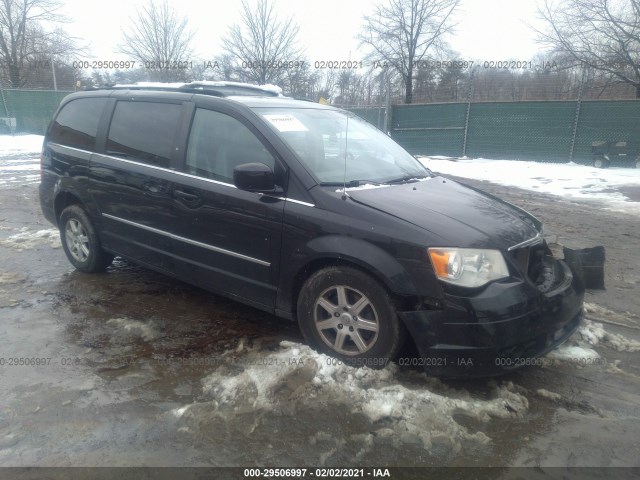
[113,81,284,96]
[114,81,187,89]
[189,80,283,95]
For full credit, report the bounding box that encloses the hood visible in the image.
[345,177,540,250]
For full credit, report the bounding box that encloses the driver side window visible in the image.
[186,108,275,183]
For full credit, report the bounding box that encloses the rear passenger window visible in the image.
[49,98,107,151]
[106,101,182,168]
[186,108,275,182]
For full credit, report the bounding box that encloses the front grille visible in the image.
[511,244,559,293]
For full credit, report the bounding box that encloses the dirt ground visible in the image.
[0,177,639,471]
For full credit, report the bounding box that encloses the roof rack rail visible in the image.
[92,81,283,98]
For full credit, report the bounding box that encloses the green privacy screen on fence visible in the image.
[0,89,72,135]
[465,102,576,161]
[1,89,639,165]
[572,101,640,163]
[392,103,468,158]
[349,100,640,164]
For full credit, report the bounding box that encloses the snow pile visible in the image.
[536,388,562,401]
[548,317,640,366]
[182,341,528,455]
[0,227,60,251]
[547,344,601,363]
[0,135,43,155]
[420,157,640,212]
[584,302,637,327]
[578,318,640,352]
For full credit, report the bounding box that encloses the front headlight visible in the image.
[428,248,509,288]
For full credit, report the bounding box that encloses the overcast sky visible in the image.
[58,0,544,66]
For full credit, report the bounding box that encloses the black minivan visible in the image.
[39,81,597,376]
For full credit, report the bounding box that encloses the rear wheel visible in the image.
[297,266,405,367]
[59,205,113,272]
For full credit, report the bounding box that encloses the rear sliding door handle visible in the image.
[174,189,200,201]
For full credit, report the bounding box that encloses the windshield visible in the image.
[255,107,431,185]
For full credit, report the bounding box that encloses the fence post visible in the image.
[462,67,475,157]
[569,70,585,162]
[377,73,383,130]
[384,73,391,135]
[0,86,12,134]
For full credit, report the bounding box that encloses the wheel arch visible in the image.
[54,190,85,222]
[277,235,420,320]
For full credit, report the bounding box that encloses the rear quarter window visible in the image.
[48,97,108,151]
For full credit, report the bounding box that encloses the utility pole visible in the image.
[51,58,58,91]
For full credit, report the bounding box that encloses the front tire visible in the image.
[59,205,113,272]
[593,156,610,168]
[297,266,405,367]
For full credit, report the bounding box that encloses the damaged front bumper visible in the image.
[398,247,605,377]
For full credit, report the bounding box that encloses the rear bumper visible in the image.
[398,260,584,377]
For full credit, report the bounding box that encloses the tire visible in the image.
[297,266,405,367]
[59,205,113,272]
[593,157,605,168]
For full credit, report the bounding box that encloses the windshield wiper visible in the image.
[386,174,430,184]
[320,179,384,187]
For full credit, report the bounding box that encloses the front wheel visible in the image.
[593,157,609,168]
[59,205,113,272]
[297,266,405,367]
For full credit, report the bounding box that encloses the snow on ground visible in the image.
[174,340,528,461]
[0,135,43,188]
[420,156,640,214]
[0,135,43,155]
[0,227,60,250]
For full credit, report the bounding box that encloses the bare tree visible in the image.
[222,0,303,86]
[535,0,640,97]
[0,0,80,87]
[119,0,195,82]
[357,0,459,104]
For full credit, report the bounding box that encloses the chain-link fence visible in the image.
[349,100,640,165]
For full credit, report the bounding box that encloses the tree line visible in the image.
[0,0,639,103]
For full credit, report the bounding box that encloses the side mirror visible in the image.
[233,162,277,193]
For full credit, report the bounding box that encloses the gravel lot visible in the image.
[0,166,639,469]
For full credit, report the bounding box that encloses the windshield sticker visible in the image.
[263,114,308,132]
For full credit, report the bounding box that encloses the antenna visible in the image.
[341,114,349,201]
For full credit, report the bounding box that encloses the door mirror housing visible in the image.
[233,162,278,193]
